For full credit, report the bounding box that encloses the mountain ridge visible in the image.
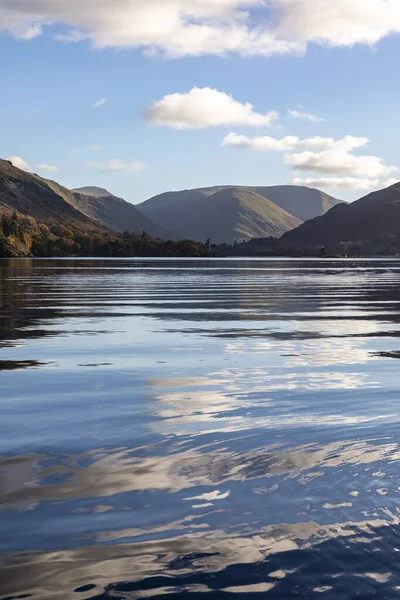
[277,181,400,253]
[137,184,344,244]
[71,189,169,238]
[0,159,165,238]
[73,186,115,198]
[171,188,302,245]
[0,159,101,232]
[227,181,400,257]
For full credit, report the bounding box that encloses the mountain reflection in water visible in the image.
[2,258,400,599]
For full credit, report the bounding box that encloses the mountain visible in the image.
[0,160,166,239]
[178,188,301,244]
[137,185,343,244]
[72,187,168,238]
[0,160,213,258]
[274,181,400,254]
[0,159,100,232]
[248,185,341,222]
[139,186,302,245]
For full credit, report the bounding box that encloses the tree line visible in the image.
[0,212,215,258]
[217,235,400,257]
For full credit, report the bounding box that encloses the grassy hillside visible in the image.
[142,187,301,244]
[277,181,400,254]
[249,185,342,222]
[0,159,99,232]
[0,159,167,238]
[177,188,301,244]
[227,181,400,257]
[71,189,169,238]
[138,184,342,244]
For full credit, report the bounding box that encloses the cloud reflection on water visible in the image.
[2,259,400,599]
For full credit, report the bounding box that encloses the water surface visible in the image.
[2,258,400,599]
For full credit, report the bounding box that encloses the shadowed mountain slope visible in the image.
[0,160,166,238]
[275,181,400,252]
[249,185,341,222]
[138,184,343,244]
[0,159,100,232]
[72,187,168,238]
[141,187,302,244]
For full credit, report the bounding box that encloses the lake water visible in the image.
[2,258,400,599]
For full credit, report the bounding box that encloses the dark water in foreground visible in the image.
[2,258,400,599]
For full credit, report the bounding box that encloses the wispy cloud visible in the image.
[288,109,326,123]
[384,178,398,187]
[93,98,106,109]
[292,177,381,191]
[86,144,102,151]
[37,164,59,172]
[8,156,59,173]
[223,133,368,152]
[86,159,146,173]
[104,159,146,173]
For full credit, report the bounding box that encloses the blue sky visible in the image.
[1,1,400,204]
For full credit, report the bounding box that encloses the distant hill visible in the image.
[248,185,341,222]
[227,181,400,257]
[276,181,400,254]
[181,188,302,244]
[137,185,343,244]
[72,187,168,238]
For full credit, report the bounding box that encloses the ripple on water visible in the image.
[1,258,400,598]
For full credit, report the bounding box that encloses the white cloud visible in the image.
[8,156,60,173]
[93,98,106,109]
[86,144,102,151]
[3,0,400,58]
[37,164,59,172]
[276,0,400,48]
[86,159,146,173]
[8,156,32,171]
[224,131,398,188]
[292,177,382,191]
[288,109,326,123]
[104,159,146,173]
[20,24,43,40]
[384,177,398,187]
[0,0,293,56]
[223,132,368,152]
[285,149,397,178]
[144,88,278,129]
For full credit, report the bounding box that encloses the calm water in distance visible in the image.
[2,257,400,599]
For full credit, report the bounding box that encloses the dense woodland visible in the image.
[219,236,400,258]
[0,212,215,258]
[3,211,400,259]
